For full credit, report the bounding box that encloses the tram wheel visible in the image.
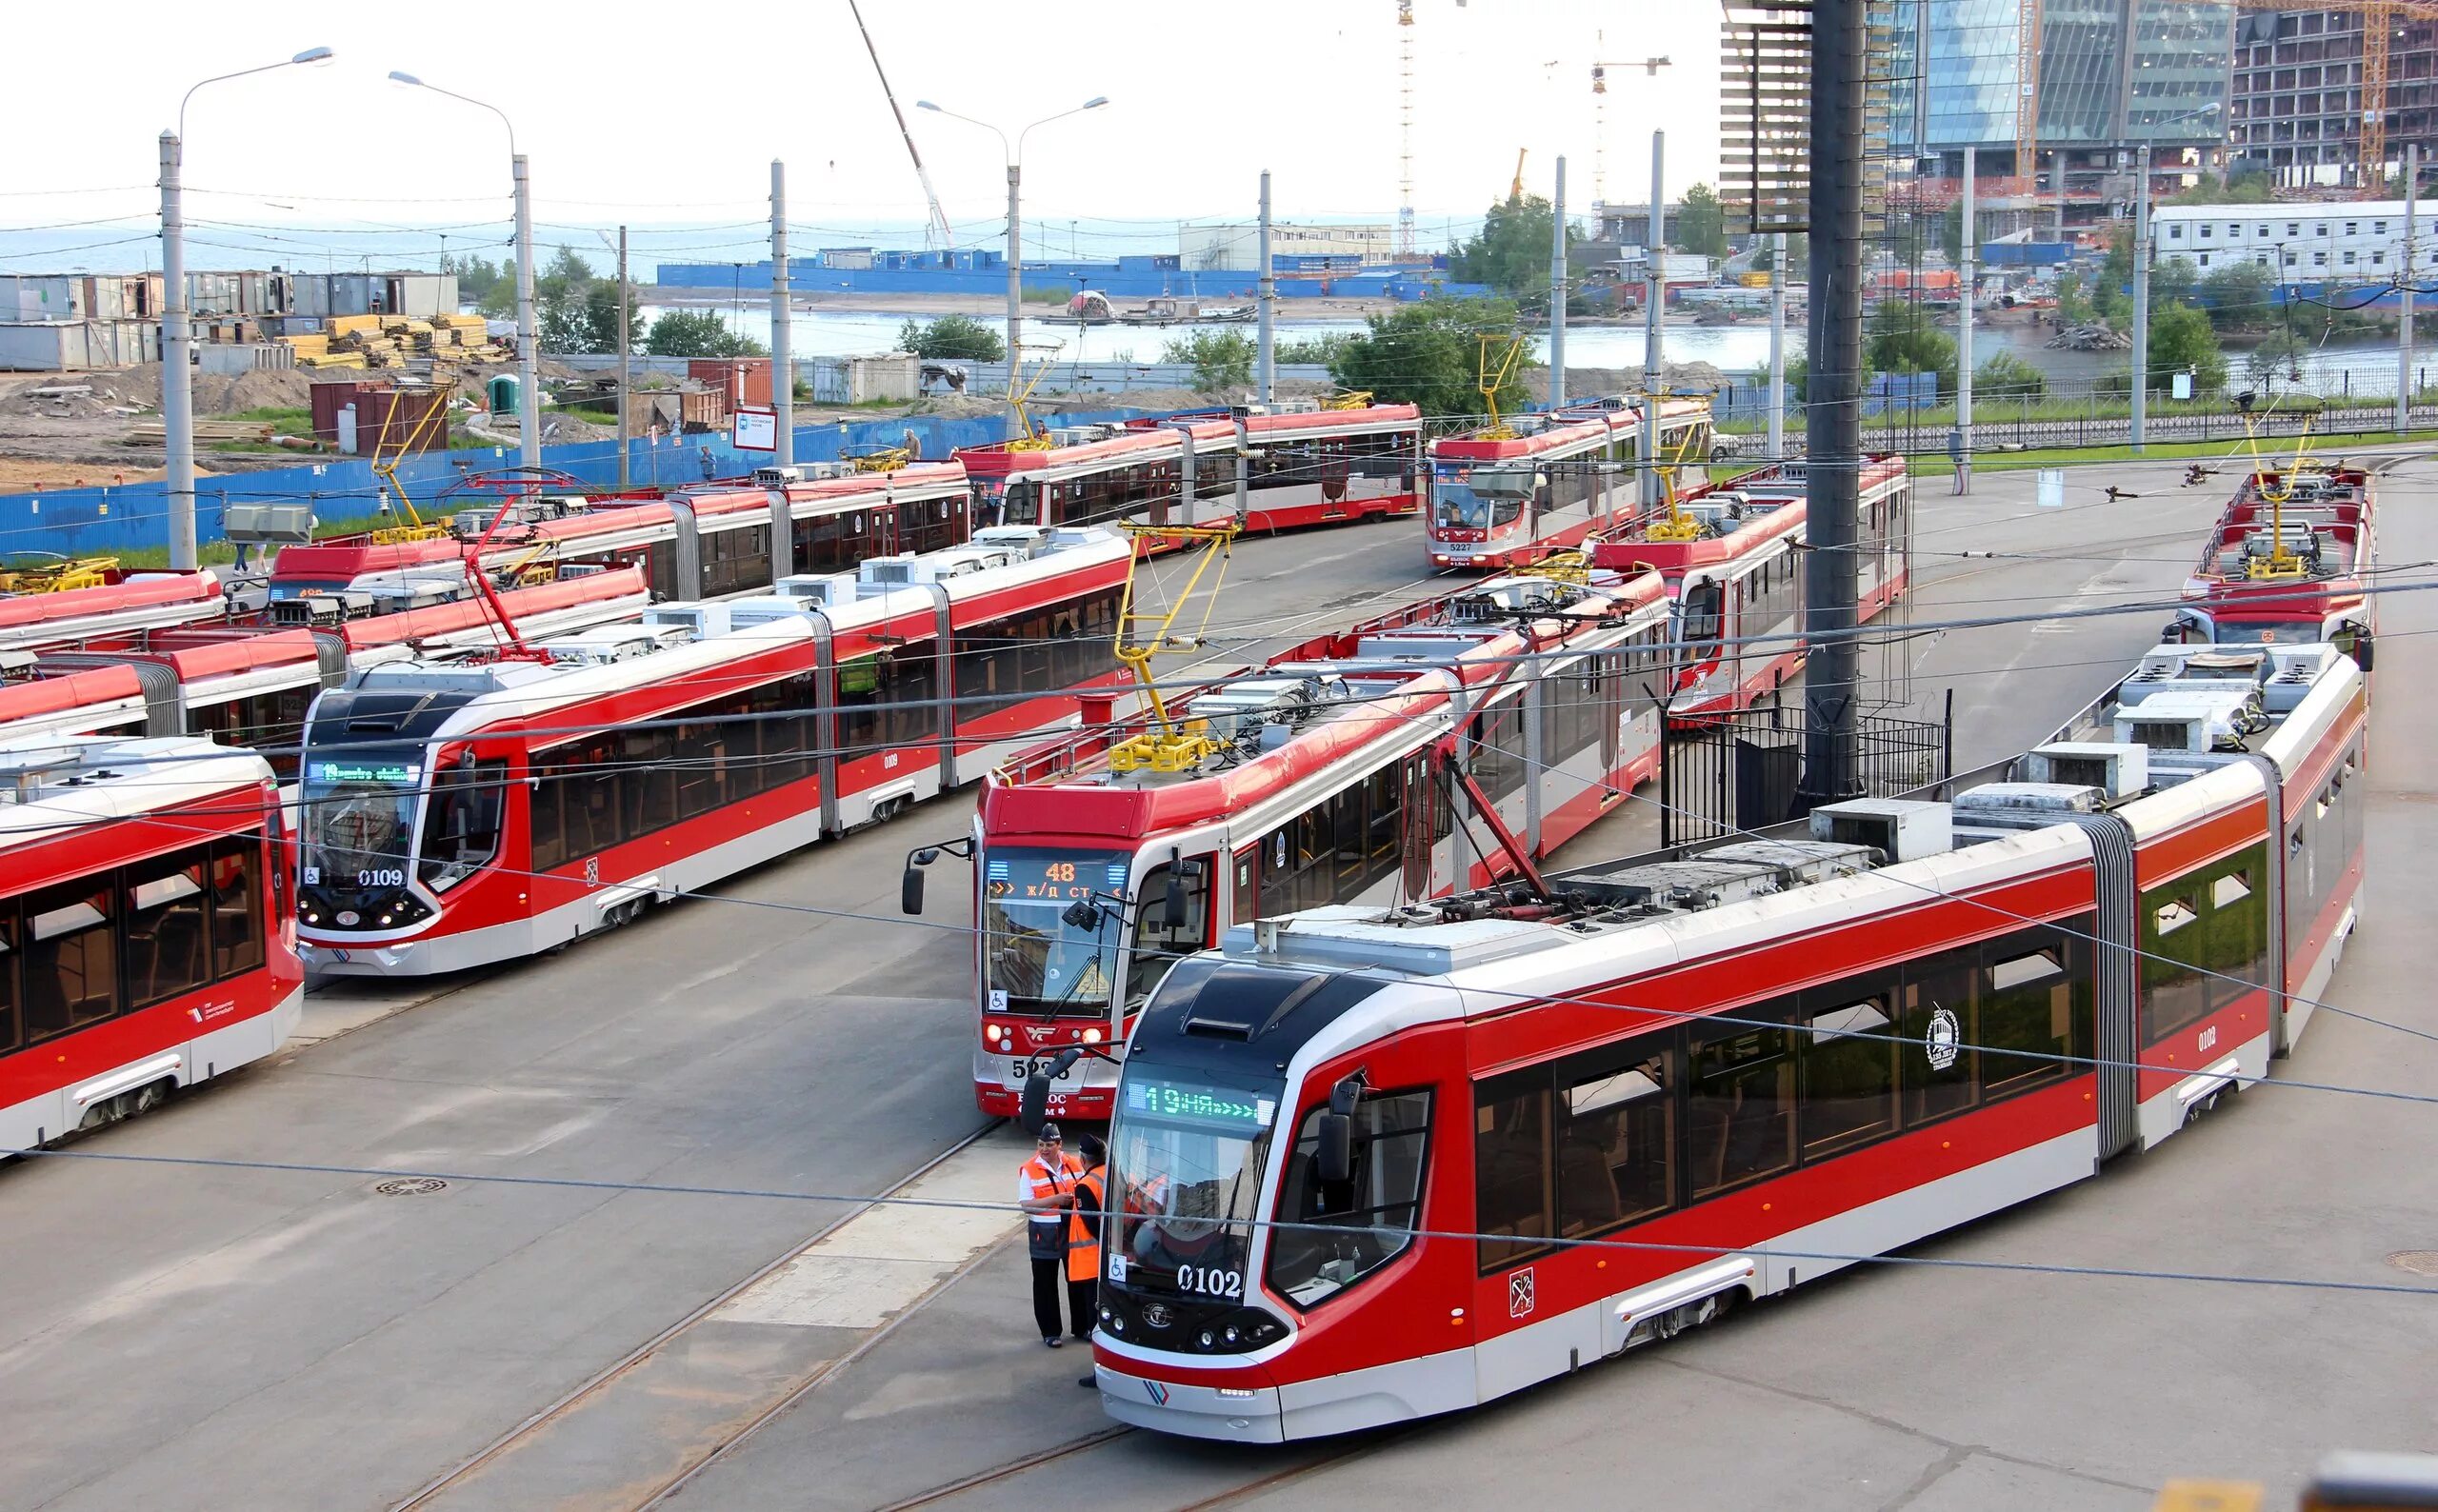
[130,1080,168,1115]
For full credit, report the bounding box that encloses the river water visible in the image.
[646,304,2420,399]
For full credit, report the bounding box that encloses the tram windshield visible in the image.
[2218,619,2328,645]
[1431,466,1534,531]
[1107,1059,1284,1299]
[299,746,424,905]
[982,846,1132,1017]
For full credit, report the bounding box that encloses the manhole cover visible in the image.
[374,1177,448,1198]
[2387,1250,2438,1277]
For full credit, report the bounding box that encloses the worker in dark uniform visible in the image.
[1070,1132,1108,1386]
[1017,1123,1083,1346]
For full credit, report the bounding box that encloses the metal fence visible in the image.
[1856,394,2438,455]
[1658,701,1953,849]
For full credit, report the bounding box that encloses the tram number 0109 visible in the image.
[1173,1265,1245,1300]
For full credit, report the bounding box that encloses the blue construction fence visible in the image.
[0,407,1169,561]
[657,257,1489,304]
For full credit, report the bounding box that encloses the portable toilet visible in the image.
[486,373,519,415]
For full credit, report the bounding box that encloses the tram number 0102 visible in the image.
[1173,1265,1244,1300]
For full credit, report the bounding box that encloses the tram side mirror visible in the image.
[1316,1075,1364,1184]
[1019,1047,1085,1135]
[901,849,937,916]
[2352,629,2374,672]
[1062,898,1105,932]
[1162,870,1189,928]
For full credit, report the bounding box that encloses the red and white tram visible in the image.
[1077,634,2367,1442]
[939,564,1674,1121]
[0,567,651,776]
[295,525,1135,975]
[1424,398,1714,571]
[265,461,975,606]
[0,733,301,1154]
[0,569,229,652]
[957,404,1425,546]
[1591,457,1911,722]
[2171,462,2375,658]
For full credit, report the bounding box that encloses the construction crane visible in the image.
[1510,149,1529,202]
[1398,0,1418,258]
[2219,0,2438,191]
[1588,47,1672,210]
[2016,0,2041,192]
[848,0,954,251]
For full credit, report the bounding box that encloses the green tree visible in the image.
[445,252,505,308]
[1749,233,1809,272]
[2054,269,2095,326]
[1939,200,1966,264]
[1328,297,1529,417]
[1972,350,2046,399]
[1162,328,1255,391]
[2168,166,2276,206]
[643,308,767,358]
[1449,195,1571,296]
[896,313,1006,362]
[1275,331,1354,366]
[1677,183,1729,260]
[1866,298,1958,397]
[531,246,639,354]
[2200,259,2275,330]
[2151,255,2200,310]
[2095,228,2135,325]
[2245,327,2309,386]
[2147,301,2228,393]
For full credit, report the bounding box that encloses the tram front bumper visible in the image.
[1089,1362,1284,1443]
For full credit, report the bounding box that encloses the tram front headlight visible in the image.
[1081,1027,1102,1044]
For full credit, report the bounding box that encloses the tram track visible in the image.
[390,1120,1002,1512]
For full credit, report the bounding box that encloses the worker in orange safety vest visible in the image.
[1069,1133,1107,1387]
[1018,1123,1085,1346]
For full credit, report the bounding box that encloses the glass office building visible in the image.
[1889,0,2235,169]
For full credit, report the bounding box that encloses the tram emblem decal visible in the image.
[1925,1005,1961,1072]
[1509,1267,1535,1319]
[1144,1380,1170,1406]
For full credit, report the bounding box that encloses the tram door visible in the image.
[1401,751,1438,901]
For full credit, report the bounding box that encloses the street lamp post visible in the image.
[161,47,333,569]
[916,97,1109,403]
[389,71,539,471]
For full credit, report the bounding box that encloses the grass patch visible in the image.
[225,406,315,436]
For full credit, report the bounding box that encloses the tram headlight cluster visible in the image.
[1081,1027,1102,1044]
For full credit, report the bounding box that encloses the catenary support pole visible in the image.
[159,131,196,569]
[1549,155,1569,410]
[616,225,630,488]
[1257,169,1275,404]
[770,159,794,578]
[513,152,540,470]
[1955,145,1975,494]
[1797,0,1865,809]
[2401,144,2418,433]
[1768,230,1787,459]
[2130,149,2149,454]
[1640,132,1666,509]
[1006,163,1023,408]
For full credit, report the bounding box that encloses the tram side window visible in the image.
[1687,1020,1795,1198]
[1125,856,1212,1008]
[1467,704,1527,802]
[2139,879,2211,1045]
[1981,925,2090,1092]
[1797,978,1898,1157]
[1254,775,1405,918]
[0,909,15,1053]
[210,833,265,979]
[1555,1043,1674,1236]
[1539,660,1606,767]
[22,881,117,1041]
[1269,1088,1433,1305]
[418,761,506,891]
[1474,1069,1554,1271]
[123,853,211,1009]
[2202,844,2269,1014]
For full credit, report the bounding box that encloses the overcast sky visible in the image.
[1,0,1726,267]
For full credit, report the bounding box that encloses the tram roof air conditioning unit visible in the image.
[1951,783,2104,830]
[1041,527,1106,553]
[753,466,802,487]
[720,596,814,630]
[774,572,857,607]
[2021,742,2148,800]
[971,525,1049,557]
[2113,688,2257,753]
[642,603,728,639]
[452,507,511,540]
[858,555,919,587]
[1807,798,1952,864]
[539,624,691,666]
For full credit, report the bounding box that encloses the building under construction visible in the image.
[1884,0,2237,223]
[2229,7,2438,186]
